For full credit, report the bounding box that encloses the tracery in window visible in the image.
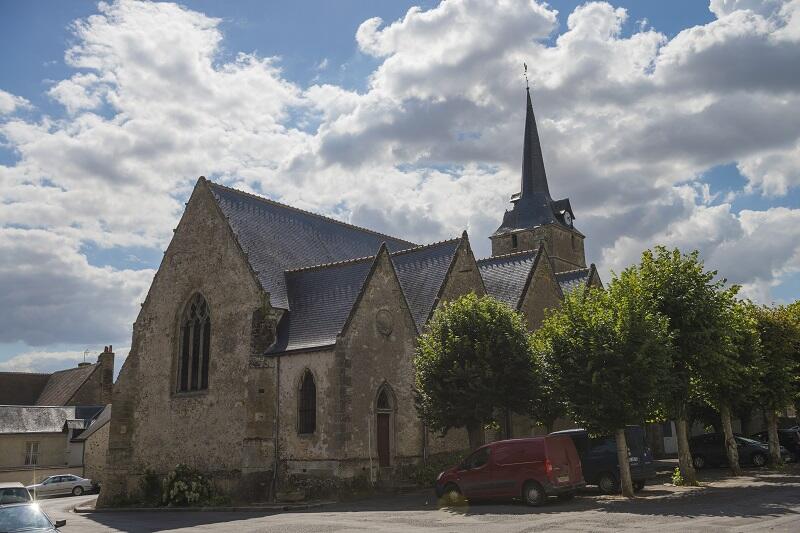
[177,294,210,393]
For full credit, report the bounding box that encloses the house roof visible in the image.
[477,249,540,310]
[391,239,461,331]
[0,373,50,405]
[208,181,416,309]
[35,363,97,406]
[0,406,76,434]
[555,267,592,294]
[266,238,462,354]
[73,404,111,442]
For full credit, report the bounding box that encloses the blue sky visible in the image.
[1,0,798,374]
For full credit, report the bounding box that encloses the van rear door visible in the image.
[545,436,577,487]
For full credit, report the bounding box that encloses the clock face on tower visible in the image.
[563,211,572,227]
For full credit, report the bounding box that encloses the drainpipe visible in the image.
[270,354,281,502]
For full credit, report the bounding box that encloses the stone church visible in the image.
[99,89,601,504]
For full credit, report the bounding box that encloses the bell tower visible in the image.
[490,87,586,273]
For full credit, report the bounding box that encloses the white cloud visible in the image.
[0,346,129,376]
[1,0,800,354]
[0,90,31,115]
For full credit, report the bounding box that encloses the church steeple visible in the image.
[520,87,550,199]
[490,85,585,273]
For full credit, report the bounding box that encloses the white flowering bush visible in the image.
[162,464,214,506]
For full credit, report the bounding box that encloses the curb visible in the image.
[74,501,334,513]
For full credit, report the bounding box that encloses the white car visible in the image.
[26,475,93,498]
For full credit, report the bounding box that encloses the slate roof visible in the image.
[267,239,462,354]
[208,181,416,309]
[392,239,461,331]
[73,405,111,442]
[0,373,50,405]
[555,268,592,294]
[269,256,376,353]
[476,250,539,309]
[35,363,98,406]
[0,406,76,434]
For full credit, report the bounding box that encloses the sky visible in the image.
[0,0,799,375]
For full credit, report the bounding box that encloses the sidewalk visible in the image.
[74,496,335,514]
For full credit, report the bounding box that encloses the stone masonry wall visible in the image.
[99,179,268,505]
[491,225,585,273]
[83,422,109,484]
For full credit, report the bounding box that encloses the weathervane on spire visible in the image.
[523,62,529,90]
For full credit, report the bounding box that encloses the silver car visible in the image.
[0,482,32,505]
[26,475,93,498]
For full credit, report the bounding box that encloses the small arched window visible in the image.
[298,370,316,435]
[377,389,390,410]
[511,234,518,249]
[177,294,211,393]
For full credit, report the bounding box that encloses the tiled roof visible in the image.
[0,406,75,434]
[208,181,416,309]
[0,372,50,405]
[476,250,539,309]
[268,256,376,353]
[73,404,111,442]
[35,364,97,406]
[392,239,461,331]
[267,239,462,354]
[555,268,591,294]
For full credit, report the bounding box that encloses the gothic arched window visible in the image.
[298,370,316,435]
[177,294,211,393]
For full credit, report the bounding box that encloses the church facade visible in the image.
[98,89,601,505]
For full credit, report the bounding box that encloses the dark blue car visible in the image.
[550,426,656,494]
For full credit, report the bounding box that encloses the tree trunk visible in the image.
[675,417,698,485]
[467,423,485,451]
[767,410,782,466]
[720,404,742,476]
[615,428,634,498]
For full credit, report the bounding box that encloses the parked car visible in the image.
[689,433,790,468]
[550,426,656,494]
[26,475,93,498]
[435,436,585,506]
[0,483,32,505]
[0,502,65,532]
[750,428,800,462]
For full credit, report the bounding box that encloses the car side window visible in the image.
[589,437,616,454]
[465,447,491,469]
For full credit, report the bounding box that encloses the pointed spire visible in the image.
[520,88,550,198]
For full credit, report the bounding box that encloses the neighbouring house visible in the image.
[98,88,603,505]
[72,405,112,484]
[0,405,104,484]
[0,346,115,407]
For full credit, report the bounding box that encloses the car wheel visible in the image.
[440,483,462,507]
[633,480,645,492]
[597,473,619,495]
[751,453,767,467]
[692,455,706,469]
[523,480,546,506]
[72,486,84,496]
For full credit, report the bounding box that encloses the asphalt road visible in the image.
[38,471,800,532]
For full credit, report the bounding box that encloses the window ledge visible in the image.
[171,389,209,399]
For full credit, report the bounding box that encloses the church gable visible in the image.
[518,247,564,331]
[434,233,486,308]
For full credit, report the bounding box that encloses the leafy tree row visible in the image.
[414,246,800,498]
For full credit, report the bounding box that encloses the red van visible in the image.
[435,436,584,506]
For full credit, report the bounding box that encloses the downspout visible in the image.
[270,353,281,502]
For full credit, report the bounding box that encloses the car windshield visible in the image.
[0,488,31,505]
[0,504,52,532]
[736,436,765,446]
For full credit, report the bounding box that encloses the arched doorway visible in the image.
[375,385,394,468]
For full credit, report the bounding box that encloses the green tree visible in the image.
[527,349,566,433]
[752,303,800,464]
[694,299,761,476]
[534,272,672,497]
[629,247,731,485]
[414,293,539,450]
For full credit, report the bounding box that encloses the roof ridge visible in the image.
[555,266,591,276]
[207,180,416,247]
[476,249,539,264]
[48,363,97,375]
[389,237,462,257]
[285,254,377,274]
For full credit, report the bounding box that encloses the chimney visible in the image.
[97,345,115,405]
